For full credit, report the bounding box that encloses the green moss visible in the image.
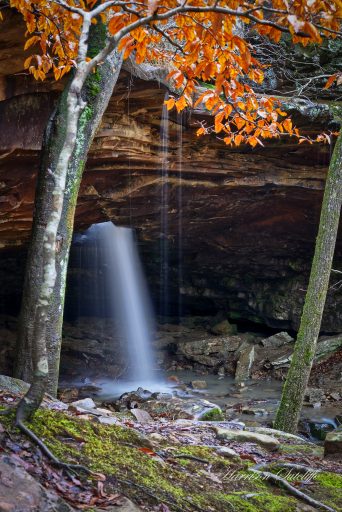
[311,472,342,510]
[315,472,342,489]
[1,409,340,512]
[279,443,324,457]
[199,407,224,421]
[222,493,297,512]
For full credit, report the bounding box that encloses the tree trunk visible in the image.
[15,22,123,396]
[274,130,342,433]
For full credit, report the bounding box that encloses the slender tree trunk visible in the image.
[274,130,342,433]
[15,21,123,397]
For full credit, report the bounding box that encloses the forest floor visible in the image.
[0,384,341,512]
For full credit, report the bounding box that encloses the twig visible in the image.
[249,465,336,512]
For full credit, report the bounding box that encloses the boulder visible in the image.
[324,427,342,460]
[215,446,240,460]
[0,454,74,511]
[214,427,280,451]
[177,334,251,367]
[260,331,294,348]
[316,334,342,362]
[0,374,29,394]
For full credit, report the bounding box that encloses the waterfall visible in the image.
[74,221,156,384]
[177,111,184,320]
[159,91,170,318]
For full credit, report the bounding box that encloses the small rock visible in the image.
[329,392,340,401]
[96,407,114,416]
[217,367,225,377]
[198,406,224,421]
[149,433,164,443]
[130,408,153,423]
[241,408,268,416]
[215,447,240,459]
[70,397,96,410]
[96,416,118,425]
[214,427,280,451]
[260,332,293,348]
[191,380,208,390]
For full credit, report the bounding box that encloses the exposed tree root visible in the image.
[0,408,13,415]
[15,419,91,475]
[249,465,336,512]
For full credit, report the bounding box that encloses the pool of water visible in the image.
[66,369,339,429]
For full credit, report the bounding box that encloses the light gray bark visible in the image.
[15,20,123,399]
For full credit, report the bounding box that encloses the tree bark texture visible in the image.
[274,128,342,433]
[15,22,123,396]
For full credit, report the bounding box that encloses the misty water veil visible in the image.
[73,222,156,389]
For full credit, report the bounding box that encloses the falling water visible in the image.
[159,91,170,318]
[177,111,184,320]
[74,221,156,384]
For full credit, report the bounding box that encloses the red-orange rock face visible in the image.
[0,11,341,330]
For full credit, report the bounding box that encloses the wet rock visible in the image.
[70,397,96,410]
[118,389,152,410]
[191,380,207,390]
[241,407,268,416]
[324,427,342,460]
[309,420,334,441]
[235,344,255,382]
[260,331,294,348]
[143,396,223,421]
[214,427,280,451]
[211,319,237,336]
[0,454,74,511]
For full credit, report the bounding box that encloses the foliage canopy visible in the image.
[4,1,341,144]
